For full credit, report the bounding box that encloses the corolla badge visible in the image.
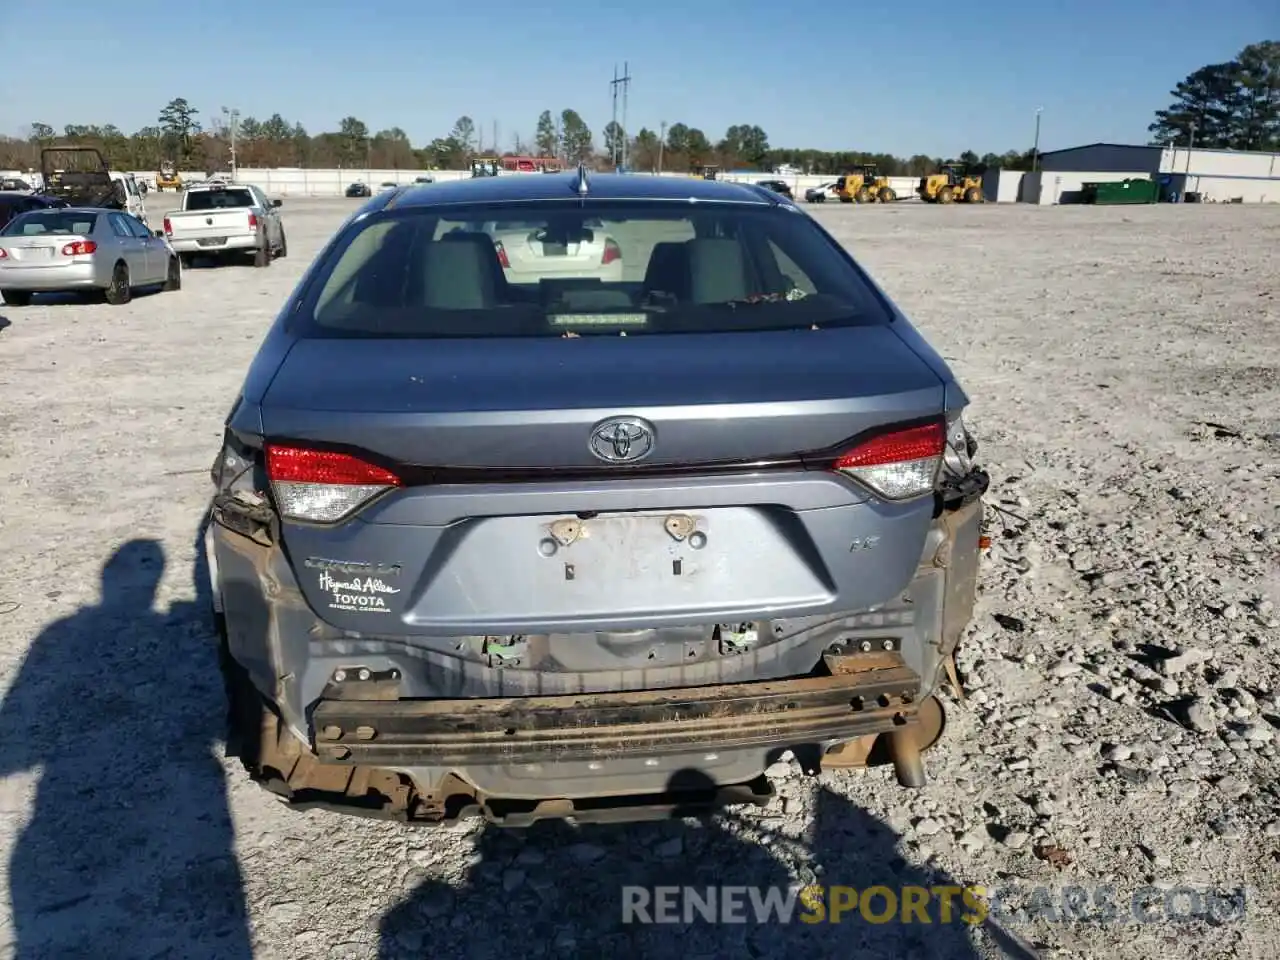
[588,416,656,464]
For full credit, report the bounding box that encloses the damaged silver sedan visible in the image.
[205,169,989,826]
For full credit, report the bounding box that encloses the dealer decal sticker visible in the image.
[304,557,402,577]
[318,571,401,613]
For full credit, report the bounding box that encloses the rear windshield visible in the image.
[185,188,255,210]
[1,210,97,236]
[302,201,890,338]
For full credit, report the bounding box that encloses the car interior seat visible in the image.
[642,241,692,300]
[421,233,508,309]
[685,238,752,303]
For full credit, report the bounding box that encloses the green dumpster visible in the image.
[1081,178,1158,205]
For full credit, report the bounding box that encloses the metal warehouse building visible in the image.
[1019,142,1280,204]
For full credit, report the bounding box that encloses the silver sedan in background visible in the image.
[0,207,181,306]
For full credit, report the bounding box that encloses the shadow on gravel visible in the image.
[0,315,9,332]
[0,535,252,959]
[379,777,1003,960]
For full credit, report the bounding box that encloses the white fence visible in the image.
[119,167,925,201]
[4,164,942,202]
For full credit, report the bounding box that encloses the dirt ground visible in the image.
[0,197,1277,960]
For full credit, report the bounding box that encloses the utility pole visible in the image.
[1183,121,1196,201]
[221,106,240,181]
[621,60,630,171]
[609,64,619,167]
[1031,106,1042,173]
[493,120,499,157]
[609,62,632,169]
[658,120,666,175]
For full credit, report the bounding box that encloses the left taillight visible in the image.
[265,444,401,523]
[831,421,945,500]
[0,248,7,260]
[61,241,97,256]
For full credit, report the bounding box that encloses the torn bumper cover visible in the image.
[311,659,921,768]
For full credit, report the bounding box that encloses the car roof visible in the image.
[384,172,779,209]
[12,205,104,214]
[0,192,72,205]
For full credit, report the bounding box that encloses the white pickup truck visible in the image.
[162,181,287,267]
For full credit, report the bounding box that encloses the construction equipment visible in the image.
[834,164,897,203]
[917,163,984,204]
[39,146,149,223]
[156,160,182,192]
[41,147,123,208]
[690,163,719,180]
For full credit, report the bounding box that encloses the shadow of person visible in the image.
[748,784,995,959]
[0,536,253,959]
[378,768,996,959]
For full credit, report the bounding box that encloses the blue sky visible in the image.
[3,0,1273,157]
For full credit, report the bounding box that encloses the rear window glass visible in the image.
[2,210,97,236]
[303,202,889,338]
[185,188,255,210]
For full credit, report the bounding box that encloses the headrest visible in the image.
[686,238,750,303]
[643,241,691,298]
[421,234,502,309]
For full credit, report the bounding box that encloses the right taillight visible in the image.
[247,212,259,229]
[601,239,622,265]
[831,421,945,500]
[265,444,401,523]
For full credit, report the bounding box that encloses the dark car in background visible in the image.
[206,169,988,827]
[0,192,68,231]
[805,182,837,203]
[755,179,794,199]
[344,181,372,198]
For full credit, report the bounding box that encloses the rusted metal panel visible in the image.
[312,666,921,766]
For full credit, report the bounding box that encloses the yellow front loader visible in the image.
[155,160,182,192]
[835,163,897,203]
[917,163,984,204]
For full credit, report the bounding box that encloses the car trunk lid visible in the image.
[260,325,944,469]
[259,325,947,636]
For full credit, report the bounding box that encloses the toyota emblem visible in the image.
[588,416,656,464]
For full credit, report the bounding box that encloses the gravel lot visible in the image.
[1,197,1278,960]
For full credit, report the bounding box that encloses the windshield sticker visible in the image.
[550,313,648,327]
[318,571,400,613]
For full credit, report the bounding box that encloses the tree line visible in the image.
[10,38,1272,184]
[0,98,1040,177]
[1148,40,1278,150]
